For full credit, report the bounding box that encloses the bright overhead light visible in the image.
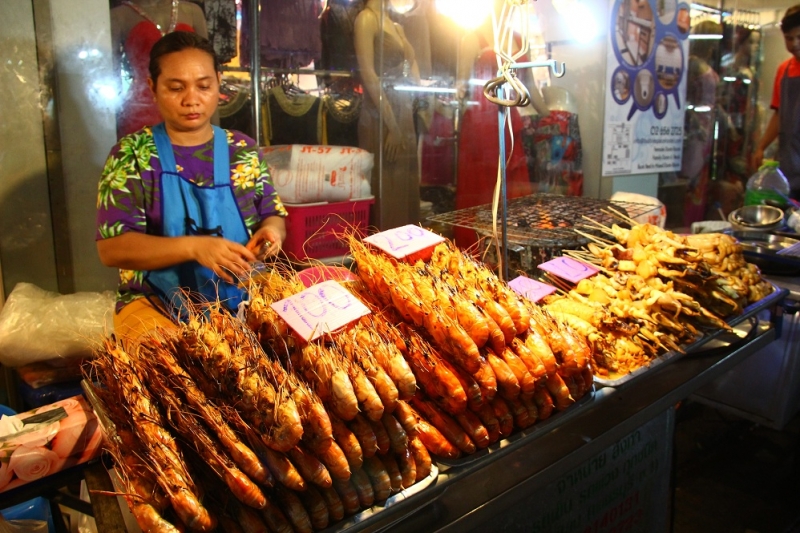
[436,0,492,30]
[690,3,720,13]
[553,0,599,43]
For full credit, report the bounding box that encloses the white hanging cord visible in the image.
[483,1,532,107]
[483,1,531,275]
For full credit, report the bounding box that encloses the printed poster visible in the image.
[602,0,690,176]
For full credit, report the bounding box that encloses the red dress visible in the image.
[117,21,195,139]
[455,37,532,251]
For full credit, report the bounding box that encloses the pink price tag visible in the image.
[271,280,370,342]
[538,256,599,284]
[508,276,557,303]
[363,225,446,259]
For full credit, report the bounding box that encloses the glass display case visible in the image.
[1,0,798,299]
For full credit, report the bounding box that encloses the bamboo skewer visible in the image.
[603,207,639,226]
[573,229,616,247]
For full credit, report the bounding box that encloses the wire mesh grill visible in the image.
[427,193,660,247]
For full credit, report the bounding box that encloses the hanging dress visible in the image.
[239,0,322,69]
[454,34,531,250]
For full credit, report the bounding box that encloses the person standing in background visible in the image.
[679,20,722,225]
[752,5,800,198]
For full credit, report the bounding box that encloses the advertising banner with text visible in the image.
[602,0,690,176]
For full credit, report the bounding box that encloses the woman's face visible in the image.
[149,48,220,135]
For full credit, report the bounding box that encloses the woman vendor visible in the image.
[96,31,287,342]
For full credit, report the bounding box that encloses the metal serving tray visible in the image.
[433,386,595,469]
[593,283,788,388]
[82,377,442,533]
[319,464,440,533]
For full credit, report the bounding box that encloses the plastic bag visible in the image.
[0,519,48,533]
[0,497,52,533]
[264,144,373,204]
[0,283,115,368]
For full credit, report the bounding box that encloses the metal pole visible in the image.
[250,0,261,145]
[497,87,509,282]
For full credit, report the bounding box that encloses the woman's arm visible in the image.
[751,110,780,171]
[97,233,256,283]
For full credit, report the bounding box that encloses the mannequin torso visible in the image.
[110,0,208,139]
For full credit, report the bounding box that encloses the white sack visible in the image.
[265,144,373,204]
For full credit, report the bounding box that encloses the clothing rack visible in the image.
[248,0,262,144]
[231,0,360,144]
[223,65,355,78]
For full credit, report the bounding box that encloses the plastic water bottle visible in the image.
[744,160,791,207]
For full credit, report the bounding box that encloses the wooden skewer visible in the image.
[543,272,574,293]
[604,206,640,226]
[563,251,612,276]
[580,215,615,234]
[574,229,616,247]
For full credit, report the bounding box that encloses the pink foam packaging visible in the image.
[0,395,103,493]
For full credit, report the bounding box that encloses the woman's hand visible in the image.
[246,225,283,260]
[192,236,256,283]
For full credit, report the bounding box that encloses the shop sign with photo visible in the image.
[602,0,690,176]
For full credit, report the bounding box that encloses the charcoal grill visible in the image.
[427,193,660,275]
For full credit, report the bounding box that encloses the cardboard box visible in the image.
[0,395,103,493]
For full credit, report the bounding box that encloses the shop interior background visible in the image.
[1,0,798,305]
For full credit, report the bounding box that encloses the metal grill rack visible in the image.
[428,193,660,247]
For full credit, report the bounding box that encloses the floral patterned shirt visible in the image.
[96,126,287,310]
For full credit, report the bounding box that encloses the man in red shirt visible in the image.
[752,4,800,198]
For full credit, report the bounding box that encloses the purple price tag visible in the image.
[271,280,370,342]
[508,276,557,303]
[363,225,446,259]
[538,256,599,284]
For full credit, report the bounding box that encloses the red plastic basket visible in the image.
[283,197,374,260]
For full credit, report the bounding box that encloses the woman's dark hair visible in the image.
[149,31,220,85]
[782,4,800,34]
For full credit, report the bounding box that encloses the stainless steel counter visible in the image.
[692,276,800,430]
[335,287,788,533]
[77,288,787,533]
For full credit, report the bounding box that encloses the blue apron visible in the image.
[145,123,249,318]
[778,64,800,193]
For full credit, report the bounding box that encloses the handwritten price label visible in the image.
[508,276,557,303]
[271,280,370,342]
[363,225,446,259]
[538,256,599,284]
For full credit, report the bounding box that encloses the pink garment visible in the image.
[455,36,531,250]
[117,21,195,139]
[420,110,455,186]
